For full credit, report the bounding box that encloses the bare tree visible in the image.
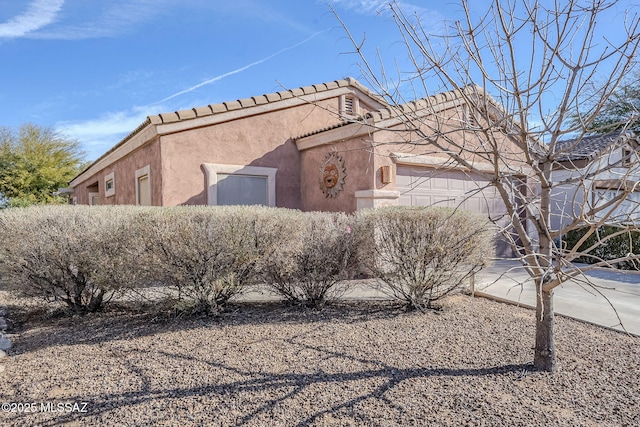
[334,0,640,371]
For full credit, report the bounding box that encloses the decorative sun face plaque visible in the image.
[320,152,346,198]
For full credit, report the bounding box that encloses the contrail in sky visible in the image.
[155,30,328,105]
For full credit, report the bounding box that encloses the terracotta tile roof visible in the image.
[71,78,386,182]
[293,85,550,160]
[294,85,476,140]
[147,77,385,125]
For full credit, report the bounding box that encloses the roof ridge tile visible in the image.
[193,106,213,116]
[238,98,255,108]
[301,85,317,94]
[252,95,269,105]
[159,112,180,123]
[176,109,196,120]
[223,100,242,111]
[210,103,227,114]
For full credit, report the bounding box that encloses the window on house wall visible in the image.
[104,172,115,197]
[201,164,277,207]
[135,165,152,206]
[593,185,640,223]
[217,174,268,205]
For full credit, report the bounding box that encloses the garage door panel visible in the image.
[431,176,448,190]
[449,178,466,191]
[414,196,433,207]
[396,165,515,257]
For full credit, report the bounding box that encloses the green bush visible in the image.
[355,206,495,310]
[136,206,289,314]
[563,225,640,270]
[260,211,358,308]
[0,206,146,313]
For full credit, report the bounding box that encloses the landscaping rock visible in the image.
[0,335,11,351]
[0,296,638,426]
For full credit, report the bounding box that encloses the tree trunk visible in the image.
[534,284,556,372]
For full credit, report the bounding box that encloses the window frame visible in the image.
[201,163,277,207]
[104,172,115,197]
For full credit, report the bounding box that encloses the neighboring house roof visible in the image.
[555,131,633,161]
[70,77,387,186]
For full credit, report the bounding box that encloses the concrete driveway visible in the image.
[475,260,640,336]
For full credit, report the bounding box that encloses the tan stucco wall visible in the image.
[159,98,353,209]
[296,103,528,212]
[300,136,377,213]
[69,84,384,208]
[369,106,527,191]
[73,138,162,205]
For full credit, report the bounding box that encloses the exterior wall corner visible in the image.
[354,189,400,210]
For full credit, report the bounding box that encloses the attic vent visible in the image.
[340,95,359,116]
[464,104,479,128]
[345,97,354,114]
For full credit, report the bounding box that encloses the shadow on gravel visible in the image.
[27,347,535,427]
[6,300,409,356]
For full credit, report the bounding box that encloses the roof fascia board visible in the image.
[296,121,376,151]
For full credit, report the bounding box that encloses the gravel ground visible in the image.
[0,291,638,427]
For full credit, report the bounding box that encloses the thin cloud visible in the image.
[0,0,64,38]
[20,0,172,40]
[328,0,440,20]
[328,0,389,15]
[56,105,161,160]
[155,30,328,104]
[59,29,329,160]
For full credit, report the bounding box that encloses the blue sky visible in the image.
[0,0,637,160]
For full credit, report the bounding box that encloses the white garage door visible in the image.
[396,165,514,257]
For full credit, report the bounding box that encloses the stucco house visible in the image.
[550,131,640,230]
[68,78,525,255]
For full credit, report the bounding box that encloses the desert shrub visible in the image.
[355,206,495,310]
[563,225,640,270]
[0,206,146,314]
[260,211,359,308]
[136,206,289,314]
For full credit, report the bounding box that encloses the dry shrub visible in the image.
[260,211,358,308]
[356,206,495,310]
[136,206,290,314]
[0,206,145,314]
